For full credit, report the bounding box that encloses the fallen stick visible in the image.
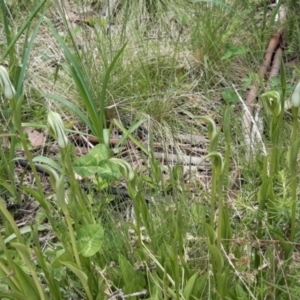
[242,27,284,160]
[153,152,211,169]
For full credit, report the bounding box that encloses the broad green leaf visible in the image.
[61,261,93,300]
[215,272,228,298]
[0,199,22,242]
[88,144,111,162]
[32,156,62,172]
[207,244,224,274]
[280,58,286,102]
[0,292,28,300]
[221,43,248,60]
[271,229,293,259]
[52,251,72,269]
[183,271,199,299]
[77,224,104,257]
[235,284,247,298]
[287,138,300,174]
[191,274,208,298]
[73,155,99,177]
[12,243,45,300]
[222,89,239,104]
[4,224,50,244]
[73,154,122,180]
[10,261,39,299]
[205,223,216,245]
[118,255,146,293]
[97,160,122,180]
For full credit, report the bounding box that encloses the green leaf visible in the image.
[97,160,122,180]
[205,223,216,245]
[223,105,231,180]
[287,138,300,174]
[73,156,122,180]
[222,89,239,104]
[207,244,224,274]
[0,0,47,62]
[77,224,104,257]
[44,18,102,140]
[61,261,93,300]
[235,284,247,298]
[44,94,93,129]
[190,274,208,298]
[99,42,128,139]
[88,144,111,162]
[280,58,287,101]
[203,152,224,175]
[52,251,72,269]
[118,255,146,293]
[271,229,293,259]
[0,292,26,300]
[221,43,248,60]
[9,259,40,299]
[73,155,99,177]
[4,224,50,244]
[196,116,217,141]
[183,271,199,299]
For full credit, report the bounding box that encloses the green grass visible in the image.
[1,0,300,299]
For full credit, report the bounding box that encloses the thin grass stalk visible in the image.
[255,156,269,268]
[290,107,299,242]
[128,179,142,246]
[0,198,23,242]
[0,0,17,77]
[62,145,94,224]
[6,14,46,206]
[261,90,283,223]
[0,230,21,290]
[12,73,47,207]
[0,0,47,63]
[12,243,46,300]
[210,168,217,228]
[56,174,82,270]
[32,226,63,299]
[221,105,232,252]
[216,177,223,250]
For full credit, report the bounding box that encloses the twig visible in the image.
[242,28,284,161]
[153,152,210,169]
[108,289,147,300]
[268,47,283,79]
[245,28,283,114]
[72,125,94,149]
[233,85,267,159]
[221,244,257,300]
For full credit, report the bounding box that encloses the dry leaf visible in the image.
[22,127,46,148]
